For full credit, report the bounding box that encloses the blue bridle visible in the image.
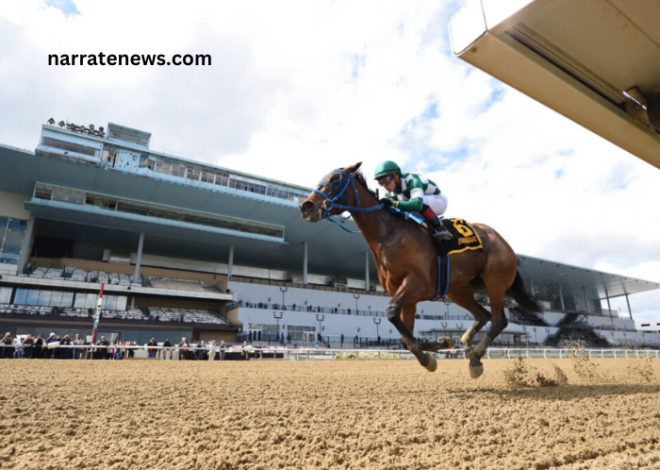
[312,169,384,233]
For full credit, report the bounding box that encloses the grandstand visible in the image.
[1,120,659,348]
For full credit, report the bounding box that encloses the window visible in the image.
[26,290,39,305]
[38,290,51,306]
[52,189,85,205]
[0,287,12,304]
[61,292,74,307]
[0,217,27,265]
[200,172,214,183]
[14,289,27,305]
[41,137,99,157]
[49,291,63,307]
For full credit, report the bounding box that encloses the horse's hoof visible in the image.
[424,355,437,373]
[469,364,484,379]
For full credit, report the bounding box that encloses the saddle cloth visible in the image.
[441,218,483,255]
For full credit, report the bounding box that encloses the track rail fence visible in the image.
[1,344,659,361]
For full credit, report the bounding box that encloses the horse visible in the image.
[299,162,543,378]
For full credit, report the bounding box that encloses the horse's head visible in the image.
[299,162,362,222]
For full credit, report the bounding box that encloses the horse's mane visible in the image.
[353,171,379,202]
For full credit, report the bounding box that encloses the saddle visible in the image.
[387,209,483,301]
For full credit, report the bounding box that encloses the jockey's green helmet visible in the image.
[374,161,401,179]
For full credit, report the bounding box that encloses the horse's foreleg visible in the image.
[447,292,491,358]
[387,288,436,372]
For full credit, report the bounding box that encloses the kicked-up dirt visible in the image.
[1,357,659,470]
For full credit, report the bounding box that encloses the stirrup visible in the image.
[433,229,453,241]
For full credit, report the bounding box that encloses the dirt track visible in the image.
[1,357,660,470]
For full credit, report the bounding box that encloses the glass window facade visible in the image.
[11,288,126,310]
[0,217,27,265]
[0,287,12,304]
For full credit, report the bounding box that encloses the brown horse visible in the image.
[299,163,543,378]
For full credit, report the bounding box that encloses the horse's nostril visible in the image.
[301,201,314,212]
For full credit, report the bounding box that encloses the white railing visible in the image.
[1,344,658,361]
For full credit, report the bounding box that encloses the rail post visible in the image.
[307,350,310,361]
[588,350,592,359]
[543,350,547,359]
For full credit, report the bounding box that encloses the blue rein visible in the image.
[313,170,384,233]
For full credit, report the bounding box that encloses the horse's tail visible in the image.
[507,270,544,314]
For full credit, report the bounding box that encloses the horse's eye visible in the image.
[331,176,342,188]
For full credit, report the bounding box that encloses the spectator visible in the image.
[147,338,157,358]
[23,335,34,359]
[340,333,344,348]
[72,334,83,360]
[241,340,251,361]
[286,333,291,343]
[97,336,110,360]
[45,333,59,359]
[60,335,72,359]
[34,334,44,359]
[179,337,190,360]
[162,338,173,360]
[12,336,23,359]
[218,340,226,361]
[1,332,14,359]
[208,340,217,361]
[128,341,136,359]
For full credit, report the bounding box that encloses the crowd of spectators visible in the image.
[0,332,256,361]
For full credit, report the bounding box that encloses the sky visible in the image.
[0,0,659,319]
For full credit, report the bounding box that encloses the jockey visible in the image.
[375,160,453,242]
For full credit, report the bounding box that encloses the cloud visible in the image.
[0,0,658,319]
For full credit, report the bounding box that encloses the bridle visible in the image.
[312,169,384,233]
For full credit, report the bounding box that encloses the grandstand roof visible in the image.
[449,0,660,169]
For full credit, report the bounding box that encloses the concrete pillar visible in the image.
[605,288,612,317]
[16,217,35,275]
[582,286,590,313]
[227,245,234,281]
[558,283,565,313]
[133,232,145,285]
[365,251,370,293]
[625,293,632,320]
[303,241,308,288]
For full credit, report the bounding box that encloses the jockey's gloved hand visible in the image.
[379,198,393,207]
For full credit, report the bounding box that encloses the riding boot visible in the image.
[428,217,453,241]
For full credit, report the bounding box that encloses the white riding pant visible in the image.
[421,194,448,216]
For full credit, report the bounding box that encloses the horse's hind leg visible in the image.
[468,288,508,379]
[447,292,491,358]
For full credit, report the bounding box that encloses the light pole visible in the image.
[544,327,550,346]
[456,323,463,345]
[273,311,283,342]
[279,286,288,309]
[353,294,360,315]
[522,324,528,349]
[373,317,381,341]
[441,321,448,340]
[443,298,451,318]
[533,327,537,347]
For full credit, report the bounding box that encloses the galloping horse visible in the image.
[299,163,543,378]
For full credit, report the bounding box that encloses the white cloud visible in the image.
[0,0,658,318]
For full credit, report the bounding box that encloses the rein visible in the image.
[313,170,384,233]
